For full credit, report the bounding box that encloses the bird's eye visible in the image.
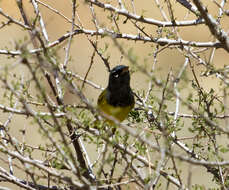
[114,74,119,78]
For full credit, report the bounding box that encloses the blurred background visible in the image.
[1,0,229,189]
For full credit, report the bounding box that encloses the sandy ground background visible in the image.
[1,0,229,189]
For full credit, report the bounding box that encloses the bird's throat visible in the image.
[106,87,133,107]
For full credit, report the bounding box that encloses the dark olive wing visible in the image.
[97,89,107,106]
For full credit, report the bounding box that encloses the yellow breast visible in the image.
[97,90,134,122]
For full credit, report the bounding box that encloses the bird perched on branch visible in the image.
[97,65,135,124]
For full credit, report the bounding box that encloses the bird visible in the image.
[97,65,135,125]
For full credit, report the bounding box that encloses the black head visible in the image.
[108,65,131,91]
[106,65,134,106]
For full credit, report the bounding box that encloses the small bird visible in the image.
[97,65,135,124]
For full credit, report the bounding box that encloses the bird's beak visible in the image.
[121,66,129,74]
